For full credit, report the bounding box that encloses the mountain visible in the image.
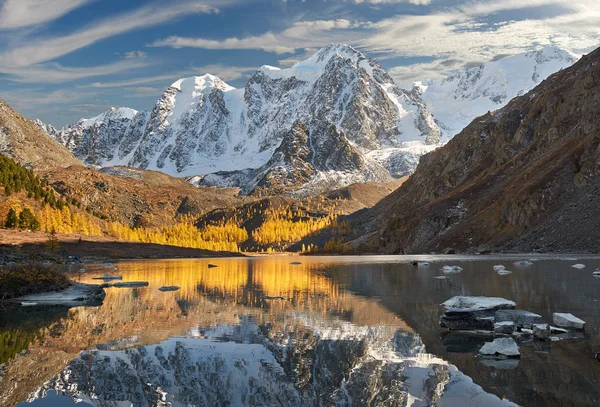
[0,99,81,170]
[37,45,577,197]
[352,46,600,254]
[44,45,441,196]
[414,46,577,139]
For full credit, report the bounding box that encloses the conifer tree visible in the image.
[5,208,18,228]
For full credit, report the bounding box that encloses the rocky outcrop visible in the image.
[357,45,600,254]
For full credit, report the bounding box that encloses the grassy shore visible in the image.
[0,263,71,300]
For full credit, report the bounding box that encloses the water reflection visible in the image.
[1,256,599,407]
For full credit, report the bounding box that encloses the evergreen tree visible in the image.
[5,208,18,228]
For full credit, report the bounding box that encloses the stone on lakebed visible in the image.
[495,309,542,329]
[494,321,516,335]
[442,296,516,310]
[479,337,520,358]
[533,324,551,340]
[553,313,585,330]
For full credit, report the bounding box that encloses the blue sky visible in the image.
[0,0,598,127]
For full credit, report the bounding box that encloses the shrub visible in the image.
[0,263,71,300]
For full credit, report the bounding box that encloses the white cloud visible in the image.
[353,0,431,4]
[361,0,600,82]
[124,51,148,59]
[1,59,150,83]
[151,19,367,54]
[0,0,91,29]
[0,2,218,68]
[87,64,257,89]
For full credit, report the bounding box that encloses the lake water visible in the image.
[2,255,600,407]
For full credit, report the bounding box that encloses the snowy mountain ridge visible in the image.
[414,46,577,139]
[37,45,576,196]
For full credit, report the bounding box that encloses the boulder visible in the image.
[495,309,542,329]
[476,244,492,254]
[553,313,585,330]
[442,296,516,310]
[533,324,551,340]
[440,308,495,331]
[442,247,456,254]
[479,338,520,358]
[494,321,516,335]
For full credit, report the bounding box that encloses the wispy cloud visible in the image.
[87,64,258,89]
[0,2,219,68]
[151,19,367,54]
[0,0,91,29]
[1,59,151,83]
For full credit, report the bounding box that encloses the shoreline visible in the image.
[0,229,244,264]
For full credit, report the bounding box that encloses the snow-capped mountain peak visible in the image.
[171,74,235,94]
[81,107,138,127]
[39,44,577,196]
[416,45,578,139]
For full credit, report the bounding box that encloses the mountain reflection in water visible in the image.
[2,256,600,407]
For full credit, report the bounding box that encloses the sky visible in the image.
[0,0,598,127]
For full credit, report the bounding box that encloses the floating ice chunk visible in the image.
[493,265,506,271]
[571,264,586,269]
[433,276,449,280]
[497,270,513,276]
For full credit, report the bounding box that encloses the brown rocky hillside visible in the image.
[0,99,82,170]
[353,46,600,254]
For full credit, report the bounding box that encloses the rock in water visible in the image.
[208,264,218,268]
[533,324,551,340]
[493,265,506,271]
[553,313,586,330]
[513,261,533,267]
[495,310,542,329]
[497,270,513,275]
[158,286,180,292]
[479,338,520,358]
[112,282,149,288]
[494,321,516,335]
[441,265,463,273]
[440,308,496,331]
[442,296,516,310]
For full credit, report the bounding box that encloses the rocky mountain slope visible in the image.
[40,45,443,196]
[415,46,576,139]
[354,46,600,254]
[0,99,81,170]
